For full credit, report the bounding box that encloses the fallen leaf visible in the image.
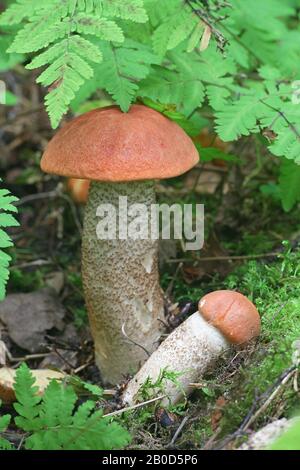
[211,396,227,431]
[0,288,65,352]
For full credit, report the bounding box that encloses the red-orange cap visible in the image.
[41,105,199,182]
[198,290,261,344]
[67,178,90,204]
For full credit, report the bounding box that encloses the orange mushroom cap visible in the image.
[67,178,90,204]
[198,290,261,344]
[41,105,199,182]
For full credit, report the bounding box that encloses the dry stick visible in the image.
[166,252,279,264]
[242,368,297,432]
[215,365,297,449]
[165,262,183,297]
[103,395,166,418]
[12,259,53,270]
[167,416,189,448]
[16,189,82,234]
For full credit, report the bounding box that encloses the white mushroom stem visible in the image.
[82,180,165,385]
[122,311,229,406]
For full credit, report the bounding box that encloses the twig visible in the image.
[121,323,151,358]
[11,259,54,270]
[166,252,279,264]
[215,365,297,449]
[243,368,296,431]
[165,262,183,297]
[103,395,166,418]
[10,352,52,363]
[167,416,189,448]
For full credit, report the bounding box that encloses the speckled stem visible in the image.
[122,311,229,406]
[82,180,165,384]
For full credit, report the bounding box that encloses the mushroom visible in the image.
[122,290,261,405]
[67,178,90,204]
[40,105,198,384]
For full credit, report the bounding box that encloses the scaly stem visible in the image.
[82,180,165,384]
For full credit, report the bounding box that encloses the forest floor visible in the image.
[1,74,300,450]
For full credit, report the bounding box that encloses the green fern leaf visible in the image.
[8,6,70,53]
[269,124,300,164]
[215,95,265,141]
[0,180,19,301]
[27,35,103,128]
[0,0,51,25]
[82,39,159,112]
[138,63,205,116]
[152,7,197,56]
[103,0,148,23]
[0,403,12,450]
[13,364,131,451]
[75,13,124,42]
[279,159,300,212]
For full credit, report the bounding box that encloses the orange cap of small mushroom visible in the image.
[67,178,90,204]
[198,290,261,344]
[41,105,199,181]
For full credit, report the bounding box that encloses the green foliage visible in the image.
[269,418,300,450]
[219,244,300,434]
[0,401,12,450]
[0,179,19,301]
[279,158,300,212]
[0,0,148,127]
[0,363,131,450]
[1,0,300,209]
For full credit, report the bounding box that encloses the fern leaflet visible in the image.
[0,180,19,301]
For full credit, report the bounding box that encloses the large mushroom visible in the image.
[41,105,198,384]
[122,290,261,405]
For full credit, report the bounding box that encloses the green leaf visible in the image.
[0,403,12,450]
[12,364,131,450]
[279,158,300,212]
[0,179,18,300]
[102,0,148,23]
[79,39,159,112]
[215,95,264,141]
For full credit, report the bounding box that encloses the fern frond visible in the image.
[215,95,265,141]
[138,65,205,116]
[0,180,19,301]
[26,34,103,128]
[0,0,51,25]
[152,2,198,56]
[75,14,124,42]
[103,0,148,23]
[79,39,159,112]
[279,158,300,212]
[269,124,300,164]
[8,3,69,53]
[13,364,131,451]
[0,404,12,450]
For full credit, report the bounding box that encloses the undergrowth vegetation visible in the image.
[0,0,300,453]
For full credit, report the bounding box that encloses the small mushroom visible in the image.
[122,290,261,405]
[41,105,198,384]
[67,178,90,204]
